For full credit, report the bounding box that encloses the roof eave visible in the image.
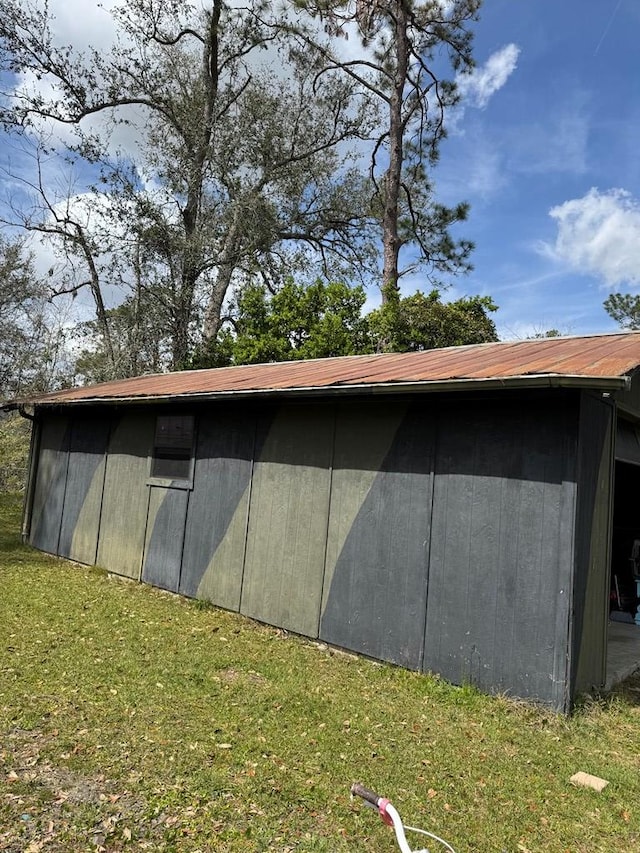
[26,373,631,409]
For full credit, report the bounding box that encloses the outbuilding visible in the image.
[10,332,640,712]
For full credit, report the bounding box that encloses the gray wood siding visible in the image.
[241,405,334,637]
[572,392,614,697]
[30,387,603,710]
[142,486,189,592]
[424,398,579,709]
[58,418,110,564]
[180,409,262,609]
[320,403,434,668]
[97,412,154,579]
[30,415,70,554]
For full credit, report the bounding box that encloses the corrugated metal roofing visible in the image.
[17,332,640,406]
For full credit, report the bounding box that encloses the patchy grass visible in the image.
[1,494,640,852]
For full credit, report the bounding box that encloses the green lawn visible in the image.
[1,493,640,852]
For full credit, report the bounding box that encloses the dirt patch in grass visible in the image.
[1,726,158,852]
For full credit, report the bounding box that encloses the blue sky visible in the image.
[1,1,638,342]
[432,0,640,338]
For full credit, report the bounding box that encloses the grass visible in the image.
[1,494,640,852]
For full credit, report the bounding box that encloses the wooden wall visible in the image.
[30,414,71,554]
[97,412,154,580]
[423,397,579,710]
[320,402,434,669]
[27,390,598,710]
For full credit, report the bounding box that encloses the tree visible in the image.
[195,279,497,367]
[73,291,171,385]
[1,140,122,375]
[0,234,66,399]
[193,278,371,367]
[368,288,497,351]
[295,0,480,298]
[603,293,640,331]
[0,0,377,371]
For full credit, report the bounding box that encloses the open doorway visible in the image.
[610,461,640,622]
[607,459,640,689]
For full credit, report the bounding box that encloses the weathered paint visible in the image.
[60,418,111,565]
[424,398,578,707]
[26,385,627,711]
[22,418,41,541]
[96,412,154,579]
[142,485,189,591]
[182,408,263,609]
[320,402,406,615]
[320,402,433,668]
[30,415,70,553]
[240,405,334,637]
[572,392,614,697]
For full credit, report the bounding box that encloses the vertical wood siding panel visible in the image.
[320,403,433,668]
[425,397,578,708]
[142,486,189,592]
[59,418,110,564]
[30,416,70,554]
[424,421,474,678]
[321,404,406,596]
[97,413,154,579]
[241,405,334,637]
[180,409,258,610]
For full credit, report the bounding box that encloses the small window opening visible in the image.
[151,415,194,481]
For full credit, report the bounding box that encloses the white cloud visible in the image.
[546,188,640,286]
[46,0,119,50]
[457,44,520,109]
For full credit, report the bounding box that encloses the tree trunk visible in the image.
[75,226,118,376]
[202,270,231,345]
[170,0,221,369]
[171,259,200,370]
[201,208,245,347]
[381,1,409,303]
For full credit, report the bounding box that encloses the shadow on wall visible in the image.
[29,390,584,709]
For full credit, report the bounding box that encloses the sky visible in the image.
[432,0,640,338]
[1,0,639,342]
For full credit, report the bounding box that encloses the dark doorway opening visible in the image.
[610,461,640,621]
[605,460,640,691]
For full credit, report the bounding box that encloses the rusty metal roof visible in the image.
[17,332,640,407]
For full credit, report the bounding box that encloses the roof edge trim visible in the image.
[29,373,630,408]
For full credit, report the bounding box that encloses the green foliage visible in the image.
[191,279,372,367]
[2,494,640,851]
[192,280,499,367]
[604,293,640,330]
[369,288,498,353]
[0,0,378,370]
[532,329,562,339]
[0,1,484,379]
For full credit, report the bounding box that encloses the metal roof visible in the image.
[14,332,640,407]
